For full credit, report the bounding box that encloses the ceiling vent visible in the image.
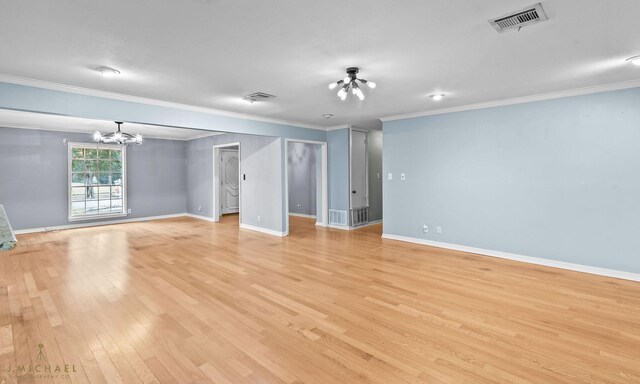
[489,3,548,33]
[243,92,276,103]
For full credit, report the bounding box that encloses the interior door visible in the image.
[350,130,368,209]
[220,149,240,214]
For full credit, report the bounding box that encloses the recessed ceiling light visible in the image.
[626,55,640,66]
[430,93,445,101]
[96,66,121,77]
[323,114,334,119]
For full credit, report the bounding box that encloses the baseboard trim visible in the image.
[358,219,382,228]
[288,212,317,219]
[14,213,188,235]
[327,220,383,231]
[327,224,352,231]
[381,234,640,282]
[185,213,216,222]
[239,223,286,237]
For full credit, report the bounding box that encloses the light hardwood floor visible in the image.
[1,214,639,383]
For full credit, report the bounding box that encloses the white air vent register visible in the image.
[489,3,548,33]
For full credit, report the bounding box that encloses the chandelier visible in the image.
[93,122,142,145]
[328,67,376,101]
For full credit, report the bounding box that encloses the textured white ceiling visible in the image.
[1,0,639,128]
[0,109,218,140]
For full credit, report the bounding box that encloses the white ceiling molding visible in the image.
[381,78,640,122]
[324,124,350,131]
[0,108,222,141]
[0,73,327,131]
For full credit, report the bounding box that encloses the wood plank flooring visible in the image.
[1,214,639,383]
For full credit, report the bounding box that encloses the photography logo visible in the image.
[36,343,46,361]
[2,343,77,381]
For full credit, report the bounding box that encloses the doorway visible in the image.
[213,143,241,224]
[284,139,328,236]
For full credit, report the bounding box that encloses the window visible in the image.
[68,143,127,220]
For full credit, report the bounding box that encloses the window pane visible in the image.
[85,186,97,200]
[98,160,110,172]
[71,173,85,186]
[85,200,98,215]
[111,186,123,199]
[71,201,86,216]
[98,173,111,185]
[111,160,122,172]
[98,149,110,159]
[85,160,98,172]
[71,160,85,172]
[99,199,111,214]
[71,187,86,202]
[72,148,84,159]
[111,199,123,213]
[86,174,98,185]
[111,150,121,160]
[85,149,97,159]
[112,173,122,185]
[97,186,110,199]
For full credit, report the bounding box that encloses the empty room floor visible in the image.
[1,215,639,384]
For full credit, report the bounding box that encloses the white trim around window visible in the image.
[67,142,128,221]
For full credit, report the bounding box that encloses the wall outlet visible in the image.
[388,173,393,180]
[127,208,132,214]
[257,215,261,222]
[423,224,429,233]
[401,173,406,180]
[377,173,380,179]
[437,226,442,234]
[297,203,302,208]
[198,205,203,212]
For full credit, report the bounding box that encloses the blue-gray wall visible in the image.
[0,127,187,230]
[383,87,640,273]
[287,142,317,216]
[186,133,283,233]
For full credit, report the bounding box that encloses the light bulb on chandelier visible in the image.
[328,67,375,101]
[93,122,143,145]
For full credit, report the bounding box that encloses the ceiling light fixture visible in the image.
[94,122,142,145]
[430,93,445,101]
[96,66,121,77]
[328,67,376,101]
[626,55,640,66]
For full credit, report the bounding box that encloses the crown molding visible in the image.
[0,73,328,131]
[380,78,640,122]
[324,124,350,131]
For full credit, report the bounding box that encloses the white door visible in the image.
[220,149,240,214]
[350,130,368,209]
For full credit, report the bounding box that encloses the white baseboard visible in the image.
[239,223,286,237]
[381,234,640,282]
[358,219,383,228]
[14,213,188,235]
[327,224,352,231]
[327,219,383,231]
[288,212,317,219]
[185,213,216,222]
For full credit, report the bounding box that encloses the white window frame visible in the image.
[67,142,128,221]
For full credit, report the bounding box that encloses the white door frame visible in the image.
[284,138,328,235]
[213,142,241,222]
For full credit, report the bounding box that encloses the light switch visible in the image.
[387,173,393,180]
